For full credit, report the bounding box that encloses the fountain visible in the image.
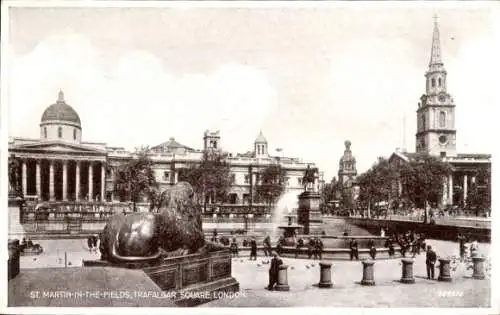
[276,214,303,246]
[270,190,300,240]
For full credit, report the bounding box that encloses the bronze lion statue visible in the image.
[99,182,208,264]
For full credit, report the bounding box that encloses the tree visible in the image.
[357,157,397,217]
[255,164,286,206]
[179,150,232,211]
[320,177,340,214]
[114,146,157,212]
[399,154,452,223]
[466,167,491,215]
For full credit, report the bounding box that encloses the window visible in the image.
[438,78,442,87]
[431,78,436,88]
[73,128,77,140]
[44,127,47,138]
[231,174,236,184]
[421,115,426,130]
[439,111,446,128]
[58,127,62,138]
[244,175,249,184]
[163,171,169,181]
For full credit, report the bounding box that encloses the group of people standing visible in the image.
[294,237,324,259]
[87,235,99,252]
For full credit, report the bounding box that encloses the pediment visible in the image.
[13,141,106,154]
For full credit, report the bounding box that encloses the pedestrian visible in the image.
[263,235,272,256]
[267,251,283,291]
[470,239,479,258]
[211,229,218,243]
[459,236,466,262]
[230,238,239,257]
[426,245,437,280]
[295,238,304,258]
[369,245,377,260]
[388,242,395,257]
[87,235,93,252]
[249,237,257,260]
[314,237,324,260]
[349,238,359,260]
[92,235,98,252]
[307,237,315,259]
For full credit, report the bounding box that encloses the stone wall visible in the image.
[346,217,490,242]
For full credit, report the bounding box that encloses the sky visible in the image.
[4,2,500,180]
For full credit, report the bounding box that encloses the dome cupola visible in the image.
[40,90,82,143]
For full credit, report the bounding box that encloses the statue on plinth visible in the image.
[99,181,213,264]
[302,165,318,193]
[8,154,21,198]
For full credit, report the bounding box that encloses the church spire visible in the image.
[429,15,444,71]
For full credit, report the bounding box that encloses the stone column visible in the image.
[472,257,486,280]
[318,262,333,288]
[101,163,106,202]
[22,160,27,197]
[75,161,80,201]
[438,258,452,282]
[274,265,290,291]
[88,162,93,200]
[36,160,41,199]
[441,177,447,206]
[448,174,453,205]
[174,171,178,184]
[62,160,68,201]
[361,260,375,285]
[49,160,55,201]
[400,258,415,284]
[463,174,468,205]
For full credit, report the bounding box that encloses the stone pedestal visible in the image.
[318,262,333,288]
[8,239,20,280]
[361,260,375,285]
[472,257,486,280]
[274,265,290,291]
[297,191,323,235]
[438,259,452,282]
[400,259,415,284]
[8,195,25,239]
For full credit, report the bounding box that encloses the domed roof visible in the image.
[255,131,267,143]
[40,91,81,126]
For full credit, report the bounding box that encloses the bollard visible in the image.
[361,260,375,286]
[274,264,290,291]
[472,256,486,280]
[318,262,333,288]
[400,259,415,284]
[437,258,452,282]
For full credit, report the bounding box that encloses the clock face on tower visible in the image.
[439,135,447,144]
[438,93,447,102]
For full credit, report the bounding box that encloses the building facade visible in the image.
[8,91,317,215]
[389,17,491,211]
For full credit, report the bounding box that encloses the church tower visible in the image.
[416,16,456,157]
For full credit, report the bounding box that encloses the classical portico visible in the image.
[15,153,107,202]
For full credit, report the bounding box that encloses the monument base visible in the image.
[297,191,323,235]
[318,281,333,288]
[8,196,26,240]
[274,284,290,291]
[83,249,239,306]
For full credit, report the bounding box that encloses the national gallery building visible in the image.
[8,91,319,215]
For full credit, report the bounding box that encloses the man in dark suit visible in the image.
[249,237,257,260]
[263,235,272,256]
[426,245,437,279]
[267,251,283,290]
[350,238,359,260]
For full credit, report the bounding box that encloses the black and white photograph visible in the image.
[1,1,498,312]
